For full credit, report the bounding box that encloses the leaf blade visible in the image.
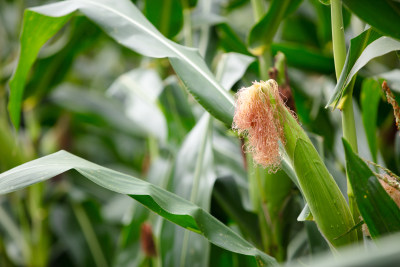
[0,151,277,266]
[343,139,400,238]
[9,0,235,128]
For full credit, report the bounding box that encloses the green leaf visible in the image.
[247,0,302,55]
[271,43,334,73]
[293,138,356,247]
[9,0,234,128]
[343,139,400,238]
[216,23,251,56]
[144,0,183,38]
[360,78,382,162]
[8,9,73,130]
[342,0,400,41]
[160,114,214,267]
[0,151,277,266]
[327,28,400,108]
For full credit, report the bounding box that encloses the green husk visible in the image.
[260,80,357,248]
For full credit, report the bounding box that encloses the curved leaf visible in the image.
[342,0,400,41]
[0,151,277,266]
[343,139,400,238]
[9,0,234,129]
[327,29,400,109]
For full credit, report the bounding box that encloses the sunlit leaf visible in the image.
[0,151,277,266]
[9,0,235,129]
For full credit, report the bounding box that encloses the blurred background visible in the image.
[0,0,399,266]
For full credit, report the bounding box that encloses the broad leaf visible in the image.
[343,139,400,238]
[327,29,400,108]
[342,0,400,41]
[0,151,277,266]
[9,0,235,129]
[326,28,381,108]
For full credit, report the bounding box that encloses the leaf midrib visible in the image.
[81,0,235,106]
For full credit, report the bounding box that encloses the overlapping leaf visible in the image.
[8,0,234,129]
[0,150,277,266]
[327,28,400,109]
[343,139,400,238]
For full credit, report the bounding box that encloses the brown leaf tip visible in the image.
[382,81,400,131]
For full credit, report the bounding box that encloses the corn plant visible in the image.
[1,0,400,266]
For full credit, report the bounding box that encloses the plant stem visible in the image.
[251,0,265,20]
[331,0,361,240]
[331,0,346,80]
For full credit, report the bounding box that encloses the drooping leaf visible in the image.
[342,0,400,41]
[343,139,400,238]
[360,78,382,162]
[0,151,277,266]
[327,28,400,108]
[247,0,303,55]
[9,0,235,129]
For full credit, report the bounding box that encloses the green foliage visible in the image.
[343,139,400,238]
[1,0,400,266]
[0,150,276,266]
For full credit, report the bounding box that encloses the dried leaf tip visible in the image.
[382,81,400,131]
[233,80,288,171]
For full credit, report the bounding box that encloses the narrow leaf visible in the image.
[343,139,400,238]
[0,151,277,266]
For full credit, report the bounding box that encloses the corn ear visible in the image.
[234,80,357,248]
[272,83,357,247]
